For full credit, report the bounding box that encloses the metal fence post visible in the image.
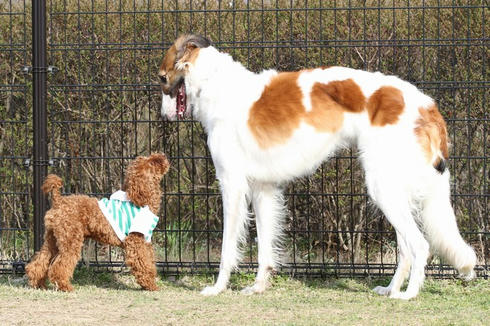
[32,0,48,252]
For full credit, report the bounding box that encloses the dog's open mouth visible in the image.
[176,82,186,119]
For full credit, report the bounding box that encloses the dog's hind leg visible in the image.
[242,183,284,295]
[47,229,84,292]
[26,228,58,289]
[124,232,158,291]
[366,173,429,300]
[373,230,411,295]
[201,175,250,296]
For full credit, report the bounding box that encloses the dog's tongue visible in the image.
[176,83,186,119]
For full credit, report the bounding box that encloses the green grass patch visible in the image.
[0,272,488,325]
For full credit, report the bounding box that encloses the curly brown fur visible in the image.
[26,153,170,292]
[124,233,158,291]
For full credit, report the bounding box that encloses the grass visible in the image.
[0,270,488,326]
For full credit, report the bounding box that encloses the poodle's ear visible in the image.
[126,183,151,208]
[122,156,150,207]
[148,153,170,175]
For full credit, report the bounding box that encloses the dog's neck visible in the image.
[184,47,258,130]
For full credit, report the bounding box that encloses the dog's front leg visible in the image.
[124,233,158,291]
[242,183,284,295]
[201,175,250,296]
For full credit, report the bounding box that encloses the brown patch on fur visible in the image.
[159,44,177,74]
[319,79,366,113]
[25,154,170,292]
[414,104,449,167]
[180,45,200,65]
[305,83,346,132]
[159,44,183,96]
[248,72,305,148]
[248,73,367,148]
[367,86,405,126]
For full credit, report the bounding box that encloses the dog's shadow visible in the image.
[161,273,392,294]
[4,266,146,292]
[161,273,217,292]
[299,276,386,293]
[70,266,139,291]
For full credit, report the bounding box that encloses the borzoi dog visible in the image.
[159,34,476,299]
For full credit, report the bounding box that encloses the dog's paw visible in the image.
[373,285,391,296]
[241,281,268,295]
[200,285,224,296]
[55,283,74,292]
[388,291,416,300]
[459,269,476,281]
[241,285,263,295]
[144,284,159,291]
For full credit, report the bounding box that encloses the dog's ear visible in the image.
[176,34,211,69]
[148,153,170,175]
[183,34,211,49]
[125,182,151,208]
[123,156,153,207]
[184,42,197,53]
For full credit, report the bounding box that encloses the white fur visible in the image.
[161,46,476,299]
[160,92,177,120]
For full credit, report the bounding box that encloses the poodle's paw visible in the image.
[27,278,47,290]
[143,283,159,291]
[30,282,48,290]
[241,281,268,295]
[373,285,392,296]
[389,290,417,300]
[200,285,225,296]
[55,283,74,292]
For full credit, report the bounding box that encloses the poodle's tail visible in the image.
[41,174,63,209]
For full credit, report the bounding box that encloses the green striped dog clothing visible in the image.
[98,190,158,243]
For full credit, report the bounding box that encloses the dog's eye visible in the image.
[159,75,167,83]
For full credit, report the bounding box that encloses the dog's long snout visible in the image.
[160,92,177,121]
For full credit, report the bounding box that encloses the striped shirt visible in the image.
[98,190,158,243]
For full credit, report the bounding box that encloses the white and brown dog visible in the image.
[159,34,476,299]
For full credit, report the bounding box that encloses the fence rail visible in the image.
[0,0,488,278]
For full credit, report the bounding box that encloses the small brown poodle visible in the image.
[26,153,170,292]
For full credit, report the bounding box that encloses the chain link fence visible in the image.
[0,0,487,278]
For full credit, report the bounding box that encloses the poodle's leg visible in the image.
[47,230,84,292]
[124,233,158,291]
[373,230,411,295]
[26,229,58,289]
[242,183,284,295]
[201,174,250,296]
[367,175,429,300]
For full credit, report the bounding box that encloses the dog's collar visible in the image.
[176,82,186,119]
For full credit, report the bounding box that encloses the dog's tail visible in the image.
[420,172,476,280]
[41,174,63,209]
